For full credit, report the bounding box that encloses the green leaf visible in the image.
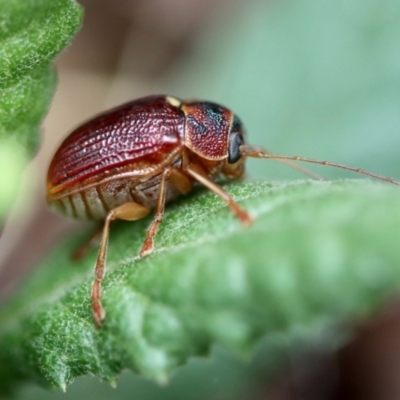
[1,179,400,392]
[0,0,82,220]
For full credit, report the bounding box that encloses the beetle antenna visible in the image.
[258,148,326,181]
[240,145,400,186]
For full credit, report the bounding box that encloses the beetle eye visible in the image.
[228,131,244,164]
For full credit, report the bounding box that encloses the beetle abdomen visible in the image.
[49,169,182,220]
[49,184,113,220]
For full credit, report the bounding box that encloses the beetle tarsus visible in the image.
[238,209,253,226]
[139,239,154,258]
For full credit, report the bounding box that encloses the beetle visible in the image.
[47,94,400,326]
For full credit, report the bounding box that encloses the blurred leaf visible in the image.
[0,0,82,219]
[1,180,400,393]
[0,141,26,222]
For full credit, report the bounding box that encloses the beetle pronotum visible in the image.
[46,95,400,326]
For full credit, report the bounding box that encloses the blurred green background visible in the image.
[173,0,400,182]
[3,0,400,398]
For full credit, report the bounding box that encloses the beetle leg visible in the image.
[169,167,193,194]
[139,167,172,258]
[92,201,150,326]
[72,223,103,261]
[185,163,253,225]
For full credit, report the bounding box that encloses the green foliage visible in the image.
[1,180,400,392]
[2,0,400,397]
[0,0,82,220]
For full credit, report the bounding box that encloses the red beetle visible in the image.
[47,95,399,326]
